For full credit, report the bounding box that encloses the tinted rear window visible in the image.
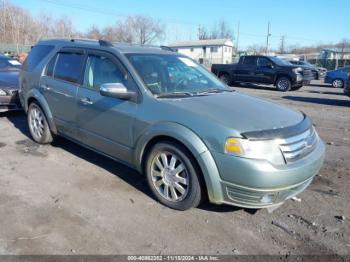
[54,53,85,84]
[242,56,256,65]
[22,45,54,72]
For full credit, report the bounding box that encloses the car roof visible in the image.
[36,38,177,55]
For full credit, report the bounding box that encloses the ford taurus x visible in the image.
[19,39,325,210]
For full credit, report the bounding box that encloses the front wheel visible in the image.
[219,74,231,85]
[28,102,53,144]
[332,79,344,88]
[276,77,292,92]
[145,142,202,210]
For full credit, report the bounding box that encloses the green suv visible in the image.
[19,39,325,210]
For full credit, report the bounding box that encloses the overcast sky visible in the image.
[11,0,350,48]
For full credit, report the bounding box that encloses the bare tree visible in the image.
[246,44,266,55]
[122,15,165,44]
[198,20,233,40]
[86,25,103,40]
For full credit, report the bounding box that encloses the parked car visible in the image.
[20,39,325,210]
[211,56,314,92]
[289,60,326,80]
[325,66,350,88]
[344,74,350,97]
[0,54,22,112]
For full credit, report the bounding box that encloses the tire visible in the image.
[332,79,344,88]
[145,141,202,211]
[276,77,292,92]
[27,102,53,144]
[219,74,230,85]
[291,85,303,91]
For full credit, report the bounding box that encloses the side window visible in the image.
[257,57,271,67]
[54,52,85,84]
[242,56,256,65]
[45,54,58,77]
[22,45,54,72]
[84,55,126,91]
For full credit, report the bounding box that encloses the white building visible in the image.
[169,39,234,66]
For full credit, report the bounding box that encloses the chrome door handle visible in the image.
[80,97,93,105]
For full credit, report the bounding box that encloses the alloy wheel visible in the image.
[277,79,290,91]
[150,151,189,202]
[333,79,344,88]
[29,105,45,141]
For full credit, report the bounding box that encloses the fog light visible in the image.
[260,193,275,204]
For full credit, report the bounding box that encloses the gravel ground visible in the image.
[0,80,349,255]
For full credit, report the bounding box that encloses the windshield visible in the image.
[269,57,293,66]
[126,54,228,96]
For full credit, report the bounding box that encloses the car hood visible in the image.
[0,70,19,89]
[160,92,304,134]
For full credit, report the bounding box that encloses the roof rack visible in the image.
[98,39,113,47]
[160,46,175,52]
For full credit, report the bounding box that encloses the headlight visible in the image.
[0,89,7,96]
[292,67,303,74]
[224,137,285,165]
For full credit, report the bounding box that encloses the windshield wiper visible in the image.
[155,92,194,98]
[195,88,234,95]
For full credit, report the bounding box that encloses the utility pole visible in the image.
[236,21,240,54]
[280,35,285,54]
[265,21,271,55]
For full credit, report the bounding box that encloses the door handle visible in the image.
[80,97,93,105]
[41,84,51,91]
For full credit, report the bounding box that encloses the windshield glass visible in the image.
[126,54,227,96]
[269,56,292,66]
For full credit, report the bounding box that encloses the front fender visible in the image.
[134,122,224,204]
[25,88,57,134]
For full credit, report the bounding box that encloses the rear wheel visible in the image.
[145,141,202,210]
[28,102,53,144]
[219,74,230,85]
[276,77,291,92]
[332,79,344,88]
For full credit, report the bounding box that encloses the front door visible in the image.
[234,56,257,82]
[255,57,275,84]
[40,50,85,138]
[76,51,138,164]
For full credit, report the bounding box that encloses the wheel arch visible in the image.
[134,122,224,204]
[25,89,57,134]
[275,74,292,85]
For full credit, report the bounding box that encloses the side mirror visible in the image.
[100,83,137,101]
[266,63,274,69]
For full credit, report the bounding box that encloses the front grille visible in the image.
[279,128,318,163]
[302,69,313,78]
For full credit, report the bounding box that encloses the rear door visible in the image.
[234,56,257,82]
[255,57,275,84]
[39,49,85,138]
[76,50,139,164]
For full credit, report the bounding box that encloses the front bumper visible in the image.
[209,140,325,208]
[0,93,22,112]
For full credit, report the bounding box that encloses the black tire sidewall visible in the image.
[145,142,202,211]
[220,74,230,85]
[28,102,53,144]
[276,77,291,92]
